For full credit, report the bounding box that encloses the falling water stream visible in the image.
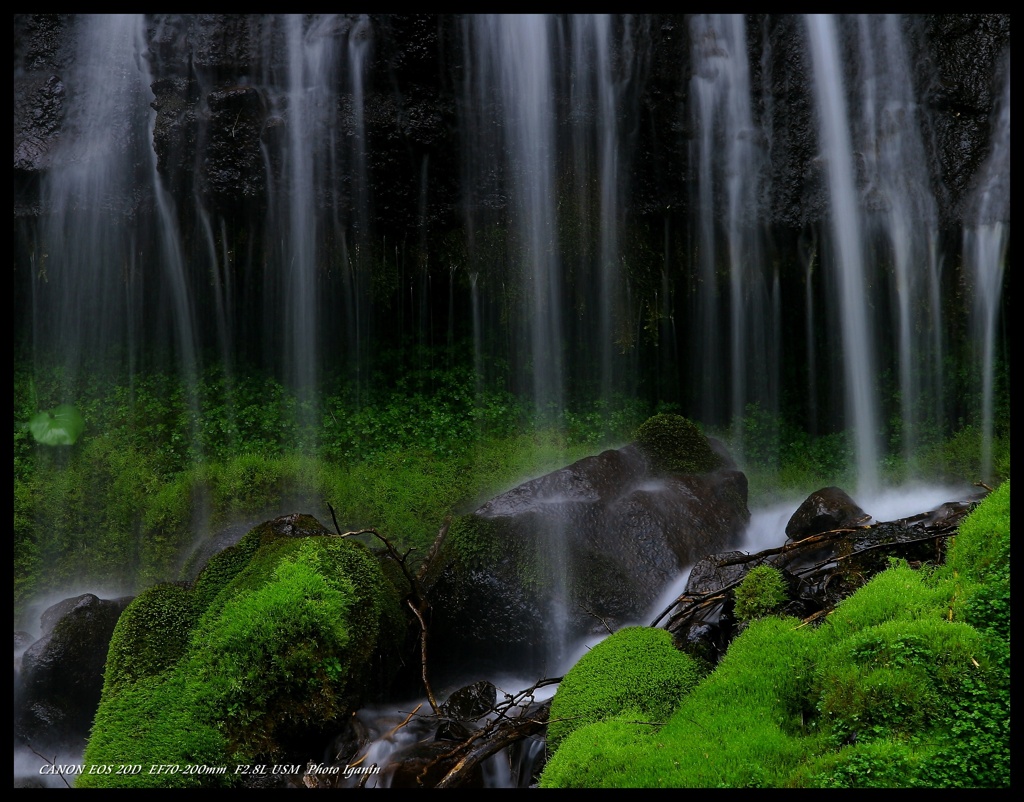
[805,14,882,498]
[963,53,1010,483]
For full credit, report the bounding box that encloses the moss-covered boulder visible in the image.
[633,413,724,475]
[540,482,1010,788]
[546,627,702,755]
[78,514,410,788]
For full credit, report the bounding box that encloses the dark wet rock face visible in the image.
[785,485,869,541]
[13,14,1010,231]
[424,440,749,678]
[15,593,133,754]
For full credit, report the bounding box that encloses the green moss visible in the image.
[186,539,358,759]
[81,528,408,786]
[539,713,660,788]
[812,618,986,749]
[943,481,1009,585]
[547,626,702,755]
[540,483,1010,788]
[78,673,232,789]
[733,565,788,622]
[633,413,722,475]
[543,616,817,787]
[102,582,198,697]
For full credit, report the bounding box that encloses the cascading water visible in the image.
[688,14,776,455]
[804,14,882,497]
[963,52,1010,483]
[851,14,943,467]
[569,14,639,408]
[462,14,570,670]
[268,14,372,435]
[468,14,564,424]
[34,15,195,398]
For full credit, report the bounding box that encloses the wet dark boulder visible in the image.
[442,679,497,721]
[422,425,749,679]
[785,485,869,541]
[15,593,133,754]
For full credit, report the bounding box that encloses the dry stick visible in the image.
[577,602,614,634]
[326,503,442,717]
[433,700,553,789]
[421,677,562,788]
[382,702,424,742]
[25,745,71,789]
[407,598,441,715]
[417,515,452,584]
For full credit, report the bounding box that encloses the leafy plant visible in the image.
[25,403,85,445]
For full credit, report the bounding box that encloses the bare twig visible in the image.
[417,515,452,583]
[382,702,424,742]
[24,743,71,789]
[407,599,441,715]
[326,503,441,716]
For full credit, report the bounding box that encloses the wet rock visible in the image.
[15,593,133,753]
[442,679,497,721]
[785,486,869,541]
[423,436,749,679]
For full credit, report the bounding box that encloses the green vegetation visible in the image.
[12,345,1010,627]
[724,401,1011,505]
[540,481,1010,787]
[633,412,723,475]
[78,525,406,788]
[733,565,789,623]
[547,627,703,755]
[13,355,647,625]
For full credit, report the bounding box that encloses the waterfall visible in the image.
[963,52,1010,483]
[12,13,1012,790]
[35,15,174,392]
[469,14,564,423]
[275,14,372,440]
[851,14,942,466]
[689,13,774,455]
[569,14,637,410]
[805,14,881,496]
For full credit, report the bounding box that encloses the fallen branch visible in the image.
[23,743,72,789]
[433,699,552,789]
[326,504,442,716]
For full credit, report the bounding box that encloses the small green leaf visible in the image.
[28,404,85,446]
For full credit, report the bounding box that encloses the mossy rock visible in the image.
[546,626,702,755]
[733,565,789,623]
[101,582,198,696]
[633,413,722,475]
[79,517,410,787]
